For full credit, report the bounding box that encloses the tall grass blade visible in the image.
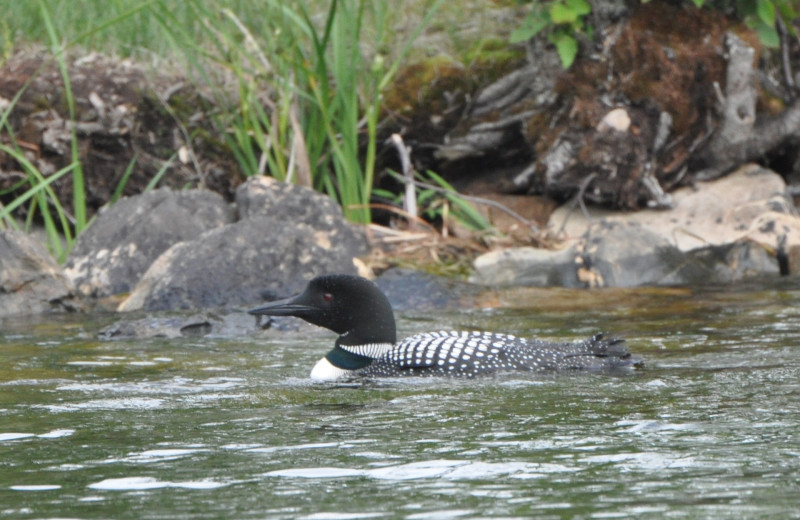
[110,152,139,204]
[39,0,87,233]
[144,153,177,192]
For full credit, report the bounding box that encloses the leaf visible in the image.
[748,16,780,47]
[776,0,797,23]
[756,21,780,47]
[549,2,578,24]
[756,0,776,26]
[549,31,579,69]
[566,0,592,16]
[510,10,549,43]
[691,0,706,7]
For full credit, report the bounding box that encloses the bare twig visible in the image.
[354,203,438,234]
[288,97,312,187]
[389,134,417,228]
[777,15,796,100]
[556,172,597,237]
[221,8,272,73]
[154,85,204,185]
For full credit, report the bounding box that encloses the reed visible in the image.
[1,0,444,249]
[154,0,443,223]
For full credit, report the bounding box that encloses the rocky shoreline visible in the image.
[2,164,800,322]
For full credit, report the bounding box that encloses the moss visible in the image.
[383,55,466,116]
[383,42,525,118]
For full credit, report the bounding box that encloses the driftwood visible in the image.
[696,33,800,180]
[396,3,800,211]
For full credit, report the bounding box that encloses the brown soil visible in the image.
[0,50,243,224]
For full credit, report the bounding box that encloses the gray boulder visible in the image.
[575,221,685,287]
[64,188,234,297]
[472,164,793,287]
[237,175,342,227]
[471,247,579,287]
[97,312,269,340]
[576,220,776,287]
[375,268,482,311]
[473,219,778,288]
[0,230,75,317]
[119,178,368,311]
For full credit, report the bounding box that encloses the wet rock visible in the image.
[119,182,368,311]
[745,211,800,275]
[64,188,234,297]
[576,220,776,286]
[472,165,790,287]
[98,314,216,339]
[375,268,481,311]
[0,230,75,317]
[470,247,578,287]
[98,311,271,340]
[682,241,777,283]
[575,221,685,287]
[550,164,792,250]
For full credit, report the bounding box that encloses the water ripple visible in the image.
[88,476,227,491]
[264,459,577,481]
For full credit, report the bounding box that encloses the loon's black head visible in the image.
[248,274,397,346]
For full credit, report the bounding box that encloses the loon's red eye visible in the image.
[323,293,334,302]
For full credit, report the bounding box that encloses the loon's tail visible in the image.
[567,333,644,372]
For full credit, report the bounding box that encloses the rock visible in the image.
[0,230,75,317]
[575,221,685,287]
[745,211,800,275]
[472,165,793,287]
[237,175,340,227]
[375,268,481,311]
[470,247,579,287]
[576,220,776,286]
[98,314,216,339]
[64,188,234,297]
[97,311,269,340]
[682,241,776,283]
[550,164,792,250]
[119,179,368,311]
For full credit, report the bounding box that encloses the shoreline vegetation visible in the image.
[1,0,509,262]
[2,0,800,283]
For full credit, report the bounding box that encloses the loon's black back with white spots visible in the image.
[249,274,642,381]
[353,331,634,378]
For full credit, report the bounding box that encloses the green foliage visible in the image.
[422,170,491,232]
[510,0,592,68]
[739,0,788,47]
[144,0,442,224]
[681,0,798,48]
[2,0,444,255]
[376,170,491,232]
[39,1,87,235]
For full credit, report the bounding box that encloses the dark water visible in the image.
[1,280,799,519]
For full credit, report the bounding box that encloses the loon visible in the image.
[248,274,641,381]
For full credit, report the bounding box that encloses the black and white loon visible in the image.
[248,274,642,381]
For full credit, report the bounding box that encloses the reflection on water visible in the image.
[1,280,800,518]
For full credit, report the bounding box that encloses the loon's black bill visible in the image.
[247,295,311,317]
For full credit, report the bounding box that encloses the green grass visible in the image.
[1,0,504,258]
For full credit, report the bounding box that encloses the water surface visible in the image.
[1,280,799,519]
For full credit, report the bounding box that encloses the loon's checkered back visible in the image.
[351,331,639,378]
[249,274,642,381]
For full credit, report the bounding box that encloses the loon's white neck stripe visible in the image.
[339,342,393,359]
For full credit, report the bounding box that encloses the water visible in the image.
[1,280,800,519]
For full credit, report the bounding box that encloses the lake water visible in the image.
[1,279,799,519]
